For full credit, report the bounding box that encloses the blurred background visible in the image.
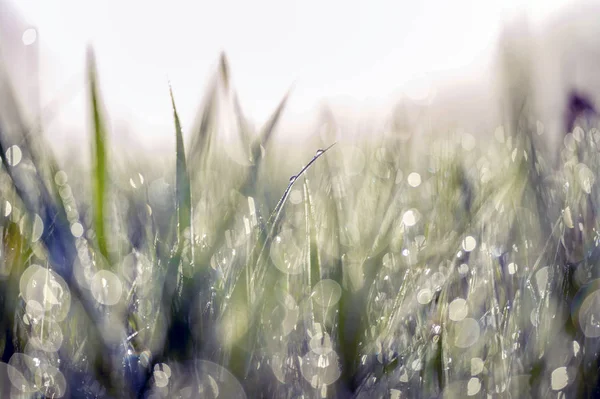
[1,0,586,156]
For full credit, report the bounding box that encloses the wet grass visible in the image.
[1,45,600,399]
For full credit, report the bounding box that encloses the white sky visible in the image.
[8,0,571,149]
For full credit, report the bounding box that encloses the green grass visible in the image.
[0,46,600,399]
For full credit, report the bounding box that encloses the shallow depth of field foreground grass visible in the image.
[2,43,600,398]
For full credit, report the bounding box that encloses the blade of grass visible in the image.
[87,48,109,260]
[170,84,192,242]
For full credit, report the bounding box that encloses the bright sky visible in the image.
[8,0,571,148]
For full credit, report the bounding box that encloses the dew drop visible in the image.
[454,318,480,348]
[402,210,417,227]
[90,270,123,306]
[448,298,468,321]
[21,28,37,46]
[462,236,477,252]
[6,145,22,167]
[312,279,342,308]
[70,222,84,238]
[407,172,421,187]
[551,367,569,391]
[467,377,481,396]
[471,357,484,375]
[417,288,433,305]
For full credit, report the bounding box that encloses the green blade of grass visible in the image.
[170,84,192,240]
[87,48,109,260]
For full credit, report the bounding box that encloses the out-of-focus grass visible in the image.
[1,38,600,399]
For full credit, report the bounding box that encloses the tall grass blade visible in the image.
[170,85,192,241]
[87,48,109,260]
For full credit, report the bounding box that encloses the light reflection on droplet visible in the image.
[34,364,66,398]
[21,28,37,45]
[577,288,600,338]
[551,367,569,391]
[411,359,422,371]
[462,236,476,252]
[153,363,171,388]
[407,172,421,187]
[508,262,518,275]
[417,288,433,305]
[312,279,342,308]
[70,222,84,238]
[7,353,38,393]
[23,266,71,321]
[289,189,303,204]
[390,389,402,399]
[30,318,63,352]
[535,267,549,296]
[449,298,468,321]
[467,377,481,396]
[4,201,11,217]
[471,357,484,375]
[154,370,169,387]
[6,145,22,167]
[90,270,123,306]
[300,351,341,388]
[31,214,43,243]
[454,318,480,348]
[402,210,417,227]
[270,230,303,275]
[54,171,68,186]
[577,164,595,194]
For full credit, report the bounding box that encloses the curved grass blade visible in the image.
[87,48,109,260]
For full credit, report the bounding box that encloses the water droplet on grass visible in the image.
[21,28,37,45]
[70,222,84,238]
[90,270,123,305]
[32,214,44,243]
[312,279,342,308]
[471,357,484,375]
[402,210,417,227]
[449,298,468,321]
[454,318,480,348]
[417,288,433,305]
[6,145,22,166]
[462,236,476,252]
[407,172,421,187]
[467,377,481,396]
[551,367,569,391]
[54,171,68,186]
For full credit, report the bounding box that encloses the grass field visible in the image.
[1,41,600,398]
